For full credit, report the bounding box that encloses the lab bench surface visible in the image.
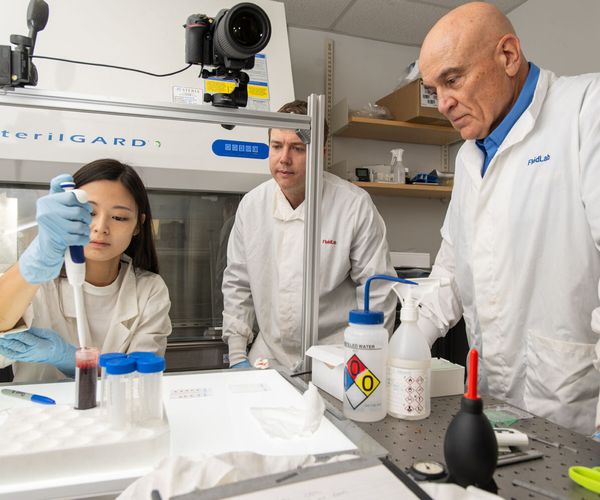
[321,391,600,500]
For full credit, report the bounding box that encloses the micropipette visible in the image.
[60,181,91,348]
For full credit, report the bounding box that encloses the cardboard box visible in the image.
[307,345,465,402]
[376,79,449,126]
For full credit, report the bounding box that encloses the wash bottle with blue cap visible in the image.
[388,278,449,420]
[343,274,416,422]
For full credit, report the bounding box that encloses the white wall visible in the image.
[288,27,449,258]
[509,0,600,76]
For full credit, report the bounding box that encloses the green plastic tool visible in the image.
[569,466,600,494]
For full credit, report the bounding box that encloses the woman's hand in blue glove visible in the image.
[19,174,92,285]
[230,359,251,369]
[0,327,76,377]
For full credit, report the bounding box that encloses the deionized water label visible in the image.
[388,365,430,418]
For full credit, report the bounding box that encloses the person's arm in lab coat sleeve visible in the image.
[579,77,600,432]
[417,202,464,347]
[349,194,397,333]
[125,275,172,356]
[221,208,256,366]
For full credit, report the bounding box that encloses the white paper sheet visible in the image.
[235,464,419,499]
[164,369,357,458]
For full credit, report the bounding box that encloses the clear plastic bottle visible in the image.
[105,357,136,429]
[343,310,388,422]
[390,148,406,184]
[387,287,431,420]
[136,356,166,426]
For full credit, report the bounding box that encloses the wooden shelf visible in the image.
[331,98,461,146]
[353,182,452,199]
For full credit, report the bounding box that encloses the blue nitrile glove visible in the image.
[19,174,92,284]
[0,327,77,377]
[230,359,251,369]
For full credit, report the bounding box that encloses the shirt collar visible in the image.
[273,185,305,221]
[476,62,540,159]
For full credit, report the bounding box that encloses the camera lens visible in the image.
[230,10,262,47]
[214,2,271,60]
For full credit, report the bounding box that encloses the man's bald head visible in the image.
[420,2,529,140]
[422,2,516,68]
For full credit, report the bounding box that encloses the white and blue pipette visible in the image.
[60,181,91,349]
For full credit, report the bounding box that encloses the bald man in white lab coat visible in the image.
[418,2,600,435]
[222,100,396,370]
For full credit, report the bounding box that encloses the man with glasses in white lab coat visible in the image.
[418,2,600,435]
[222,100,396,371]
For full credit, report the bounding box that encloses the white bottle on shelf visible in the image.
[390,148,406,184]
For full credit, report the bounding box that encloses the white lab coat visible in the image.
[222,172,396,369]
[419,68,600,434]
[0,256,172,383]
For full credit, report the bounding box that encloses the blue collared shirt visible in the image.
[476,63,540,177]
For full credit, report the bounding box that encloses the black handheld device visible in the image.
[0,0,49,88]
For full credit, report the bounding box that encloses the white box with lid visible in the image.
[306,345,464,401]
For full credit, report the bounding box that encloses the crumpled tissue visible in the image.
[117,452,317,500]
[250,381,326,439]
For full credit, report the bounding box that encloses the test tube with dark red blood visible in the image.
[75,347,99,410]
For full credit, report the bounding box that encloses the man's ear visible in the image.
[497,33,522,77]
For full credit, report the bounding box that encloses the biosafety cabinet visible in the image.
[0,0,296,372]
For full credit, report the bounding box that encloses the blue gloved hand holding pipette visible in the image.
[0,327,76,377]
[19,174,92,285]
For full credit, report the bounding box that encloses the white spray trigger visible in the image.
[393,278,450,326]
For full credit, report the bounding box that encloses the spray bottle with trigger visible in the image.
[388,277,450,420]
[60,181,98,410]
[390,148,406,184]
[343,274,416,422]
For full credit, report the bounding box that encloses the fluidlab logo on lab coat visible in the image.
[0,129,158,148]
[527,153,551,165]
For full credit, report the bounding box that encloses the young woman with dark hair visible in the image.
[0,159,171,383]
